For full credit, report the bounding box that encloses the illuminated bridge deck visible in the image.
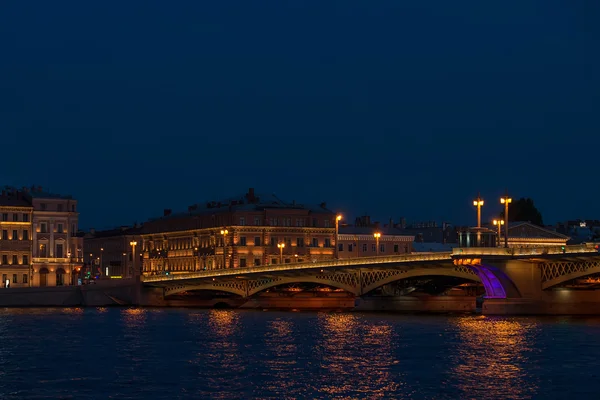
[142,244,598,284]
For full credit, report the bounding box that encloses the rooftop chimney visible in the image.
[246,187,256,203]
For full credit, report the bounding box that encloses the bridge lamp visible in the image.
[220,229,229,269]
[130,241,137,277]
[277,243,285,264]
[473,194,484,228]
[492,219,504,247]
[335,214,342,260]
[500,193,512,248]
[374,232,381,256]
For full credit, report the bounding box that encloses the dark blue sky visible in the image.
[1,1,597,230]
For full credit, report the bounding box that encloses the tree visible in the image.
[499,197,544,226]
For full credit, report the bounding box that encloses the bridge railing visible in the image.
[453,244,597,257]
[142,252,453,283]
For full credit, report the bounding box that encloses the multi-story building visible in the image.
[337,226,414,258]
[141,188,337,275]
[26,187,83,286]
[83,225,143,279]
[0,188,33,287]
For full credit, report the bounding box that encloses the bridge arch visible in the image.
[541,260,600,290]
[470,264,521,299]
[360,266,481,295]
[247,276,359,297]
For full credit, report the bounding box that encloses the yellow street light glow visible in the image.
[373,233,381,238]
[277,243,285,249]
[336,215,342,221]
[493,219,505,226]
[500,197,512,204]
[220,229,228,235]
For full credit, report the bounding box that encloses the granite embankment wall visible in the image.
[0,279,139,307]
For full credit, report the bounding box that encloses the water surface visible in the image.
[0,308,598,399]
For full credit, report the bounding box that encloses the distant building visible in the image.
[459,221,570,248]
[0,189,33,287]
[83,225,143,279]
[337,226,414,258]
[0,186,83,287]
[141,188,337,275]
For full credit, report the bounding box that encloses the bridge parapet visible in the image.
[142,252,453,283]
[453,244,597,258]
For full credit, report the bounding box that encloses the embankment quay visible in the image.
[3,245,600,315]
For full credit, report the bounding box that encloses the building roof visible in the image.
[85,226,143,238]
[151,189,333,222]
[339,226,412,236]
[507,222,570,240]
[0,196,32,208]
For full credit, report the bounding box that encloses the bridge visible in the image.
[139,244,600,314]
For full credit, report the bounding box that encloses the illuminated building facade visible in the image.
[337,226,414,258]
[27,187,83,286]
[0,189,34,287]
[83,226,143,279]
[141,188,337,275]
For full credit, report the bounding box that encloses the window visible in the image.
[41,223,47,233]
[271,218,278,226]
[372,244,376,252]
[296,238,304,247]
[285,218,291,227]
[57,223,64,233]
[2,230,7,240]
[57,204,63,212]
[254,216,261,226]
[271,258,278,265]
[254,237,261,246]
[312,218,317,227]
[12,274,17,283]
[380,244,385,253]
[254,258,261,266]
[22,255,28,265]
[22,274,28,284]
[40,244,47,257]
[324,219,330,228]
[240,237,247,246]
[12,255,18,264]
[338,243,343,252]
[394,244,399,253]
[348,244,353,252]
[296,219,304,227]
[1,213,7,221]
[239,217,245,226]
[270,237,277,246]
[1,255,6,264]
[324,239,331,247]
[312,238,319,247]
[23,214,29,222]
[13,213,18,221]
[40,203,47,211]
[71,204,75,212]
[56,244,63,258]
[12,230,18,240]
[362,244,367,252]
[71,224,76,236]
[239,258,247,268]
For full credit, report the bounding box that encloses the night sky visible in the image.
[1,1,597,230]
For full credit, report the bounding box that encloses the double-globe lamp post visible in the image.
[374,232,381,255]
[473,193,484,246]
[335,214,342,260]
[277,242,285,264]
[220,229,228,269]
[492,219,505,247]
[500,192,512,248]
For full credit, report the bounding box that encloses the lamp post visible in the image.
[130,241,137,277]
[67,251,72,285]
[500,192,512,248]
[100,247,104,277]
[473,194,484,247]
[335,214,342,260]
[277,242,285,264]
[374,232,381,255]
[220,229,228,269]
[492,219,505,247]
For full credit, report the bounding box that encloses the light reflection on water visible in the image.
[0,309,599,399]
[449,316,540,399]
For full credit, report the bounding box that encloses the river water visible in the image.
[0,308,598,399]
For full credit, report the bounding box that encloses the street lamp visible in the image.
[335,214,342,260]
[130,241,137,278]
[100,247,104,277]
[277,242,285,264]
[374,232,381,255]
[473,194,484,247]
[500,192,512,248]
[220,229,228,269]
[67,251,72,285]
[492,219,505,247]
